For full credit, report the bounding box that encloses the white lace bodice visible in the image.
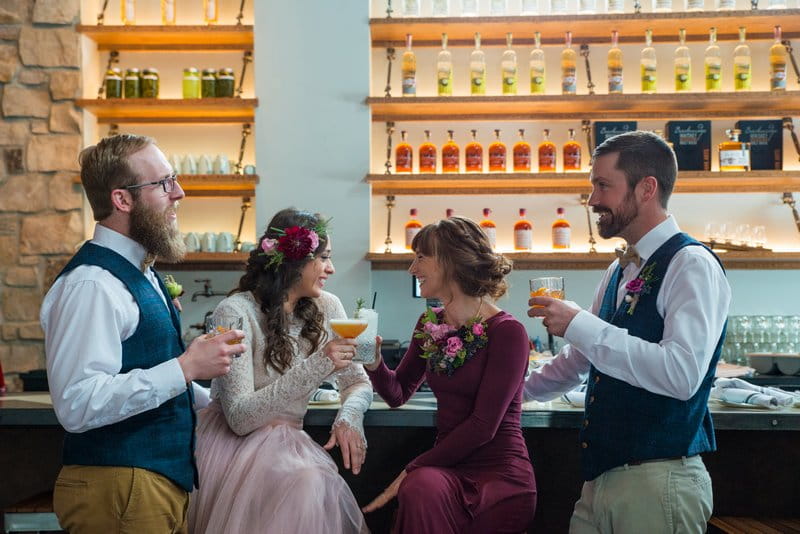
[209,291,372,441]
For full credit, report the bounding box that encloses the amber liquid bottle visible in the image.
[551,207,571,249]
[465,129,484,173]
[538,128,556,172]
[514,208,533,251]
[442,130,460,173]
[513,128,531,172]
[719,128,750,171]
[563,128,581,172]
[405,208,423,249]
[488,129,507,173]
[479,208,497,249]
[418,130,437,173]
[395,130,413,173]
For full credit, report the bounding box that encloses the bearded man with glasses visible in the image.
[40,133,246,533]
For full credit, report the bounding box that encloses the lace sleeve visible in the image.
[331,364,373,445]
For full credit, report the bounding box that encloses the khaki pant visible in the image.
[570,456,713,534]
[53,465,189,534]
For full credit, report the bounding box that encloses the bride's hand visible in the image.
[324,423,366,475]
[362,470,407,513]
[363,335,383,372]
[322,338,357,370]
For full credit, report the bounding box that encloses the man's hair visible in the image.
[79,134,155,221]
[592,130,677,209]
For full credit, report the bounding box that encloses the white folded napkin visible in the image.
[710,386,779,408]
[713,377,799,407]
[310,388,340,403]
[561,384,587,407]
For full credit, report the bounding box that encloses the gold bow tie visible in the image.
[615,245,641,269]
[141,253,156,273]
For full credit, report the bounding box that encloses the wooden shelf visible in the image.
[71,174,259,197]
[367,171,800,195]
[368,251,800,270]
[76,98,257,123]
[370,10,800,47]
[77,25,254,51]
[156,252,248,271]
[368,92,800,121]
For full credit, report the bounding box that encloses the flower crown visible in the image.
[259,219,330,270]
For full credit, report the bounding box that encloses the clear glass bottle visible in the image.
[606,0,624,13]
[704,27,722,92]
[530,31,546,94]
[719,129,750,171]
[653,0,672,11]
[561,31,577,95]
[538,128,556,172]
[674,28,692,92]
[550,0,568,13]
[465,129,484,172]
[579,0,597,14]
[641,29,657,94]
[716,0,735,10]
[203,0,218,24]
[563,128,581,171]
[161,0,176,25]
[432,0,450,16]
[419,130,437,173]
[470,32,487,96]
[405,209,423,249]
[501,33,518,95]
[401,34,417,96]
[395,130,413,173]
[442,130,460,173]
[489,129,507,172]
[608,30,623,94]
[402,0,420,16]
[461,0,478,16]
[121,0,135,25]
[480,208,497,249]
[514,208,533,251]
[490,0,507,15]
[521,0,539,14]
[733,27,751,92]
[685,0,704,11]
[770,25,788,92]
[437,33,453,96]
[552,207,571,249]
[513,129,532,172]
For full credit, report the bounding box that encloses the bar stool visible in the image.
[2,491,62,533]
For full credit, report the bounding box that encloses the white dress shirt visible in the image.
[41,225,208,433]
[525,216,731,402]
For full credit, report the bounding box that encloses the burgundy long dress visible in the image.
[367,310,537,534]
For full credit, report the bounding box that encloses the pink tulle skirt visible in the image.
[188,402,368,534]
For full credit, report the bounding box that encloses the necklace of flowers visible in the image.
[414,300,489,376]
[623,262,659,315]
[259,219,330,270]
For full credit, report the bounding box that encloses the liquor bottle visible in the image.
[538,128,556,172]
[704,27,722,92]
[641,29,657,94]
[480,208,497,249]
[121,0,135,25]
[513,129,532,172]
[442,130,460,173]
[608,30,623,94]
[514,208,533,251]
[405,209,423,249]
[674,28,692,92]
[402,34,417,96]
[489,129,507,172]
[437,33,453,96]
[561,31,577,95]
[419,130,437,173]
[563,128,581,171]
[501,33,518,95]
[161,0,176,25]
[719,129,751,172]
[470,33,487,95]
[465,129,484,173]
[770,26,788,92]
[446,208,455,218]
[530,31,546,95]
[203,0,218,24]
[733,27,751,92]
[395,130,413,173]
[551,207,571,249]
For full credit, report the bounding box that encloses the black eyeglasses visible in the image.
[125,173,179,194]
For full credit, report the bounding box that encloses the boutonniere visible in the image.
[413,307,489,376]
[623,263,658,315]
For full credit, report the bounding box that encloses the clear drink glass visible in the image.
[205,314,244,356]
[530,277,565,308]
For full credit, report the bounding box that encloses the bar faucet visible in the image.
[191,279,227,302]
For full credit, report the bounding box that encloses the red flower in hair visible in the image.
[278,226,318,260]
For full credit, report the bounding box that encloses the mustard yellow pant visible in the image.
[53,465,189,534]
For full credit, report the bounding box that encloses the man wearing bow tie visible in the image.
[524,130,730,534]
[40,134,245,533]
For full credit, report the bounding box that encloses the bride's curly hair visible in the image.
[233,208,328,374]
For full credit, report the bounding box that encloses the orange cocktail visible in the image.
[330,319,369,338]
[529,277,565,308]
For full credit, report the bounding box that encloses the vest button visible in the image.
[583,419,589,427]
[581,442,588,449]
[589,395,595,404]
[594,375,600,383]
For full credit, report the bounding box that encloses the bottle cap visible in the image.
[410,208,418,216]
[446,208,454,217]
[483,208,491,216]
[557,207,565,214]
[519,208,527,216]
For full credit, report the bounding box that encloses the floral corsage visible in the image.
[413,307,489,376]
[623,262,658,315]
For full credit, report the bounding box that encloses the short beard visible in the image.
[130,200,186,263]
[596,190,638,239]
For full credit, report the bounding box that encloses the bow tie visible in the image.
[615,245,641,269]
[141,253,156,273]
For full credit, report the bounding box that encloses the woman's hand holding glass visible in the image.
[324,423,367,475]
[322,338,358,370]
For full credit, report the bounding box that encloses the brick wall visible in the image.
[0,0,84,392]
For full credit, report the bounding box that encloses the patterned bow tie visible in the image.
[615,245,641,269]
[141,253,156,273]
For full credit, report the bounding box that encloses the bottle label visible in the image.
[720,149,750,168]
[466,150,483,170]
[705,65,721,91]
[396,151,411,171]
[606,0,623,10]
[482,226,497,247]
[734,64,751,91]
[686,0,703,8]
[539,152,556,170]
[438,71,453,95]
[771,66,787,90]
[402,76,416,96]
[675,69,691,91]
[471,71,486,95]
[530,68,545,94]
[405,227,421,248]
[514,150,531,170]
[443,151,459,169]
[654,0,671,9]
[564,149,581,170]
[553,227,571,248]
[641,65,657,92]
[608,69,623,93]
[419,151,437,172]
[562,67,576,94]
[514,229,532,250]
[503,75,517,94]
[717,0,735,7]
[489,148,506,170]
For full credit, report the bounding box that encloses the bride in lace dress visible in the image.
[188,209,372,534]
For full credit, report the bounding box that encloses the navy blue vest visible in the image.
[580,233,727,481]
[56,242,198,491]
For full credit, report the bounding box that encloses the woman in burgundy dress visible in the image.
[362,216,537,534]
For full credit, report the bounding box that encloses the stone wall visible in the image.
[0,0,83,392]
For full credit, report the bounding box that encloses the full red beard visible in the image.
[130,200,186,263]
